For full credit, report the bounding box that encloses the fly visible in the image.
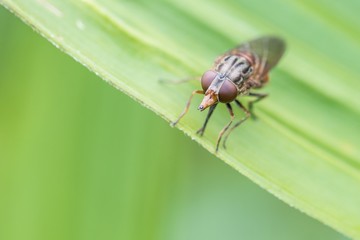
[171,36,286,152]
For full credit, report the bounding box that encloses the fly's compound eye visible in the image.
[218,80,238,103]
[201,70,217,91]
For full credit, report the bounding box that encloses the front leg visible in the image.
[159,76,201,84]
[222,100,250,149]
[215,103,235,153]
[196,104,218,136]
[171,90,204,127]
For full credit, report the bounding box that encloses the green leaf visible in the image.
[1,0,359,238]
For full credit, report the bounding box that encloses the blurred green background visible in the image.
[0,6,349,240]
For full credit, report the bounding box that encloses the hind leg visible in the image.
[248,92,267,120]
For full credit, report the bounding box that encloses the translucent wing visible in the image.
[229,36,286,76]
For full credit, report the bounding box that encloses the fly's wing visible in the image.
[229,36,286,76]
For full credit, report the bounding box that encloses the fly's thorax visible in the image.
[215,55,253,85]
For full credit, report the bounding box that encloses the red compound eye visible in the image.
[218,80,238,103]
[201,70,217,91]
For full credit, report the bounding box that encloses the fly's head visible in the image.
[198,70,238,111]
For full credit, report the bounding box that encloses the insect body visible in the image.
[171,36,286,152]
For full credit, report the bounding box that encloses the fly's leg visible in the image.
[222,100,250,149]
[215,103,234,153]
[171,90,204,127]
[196,104,218,136]
[248,92,268,120]
[159,76,201,84]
